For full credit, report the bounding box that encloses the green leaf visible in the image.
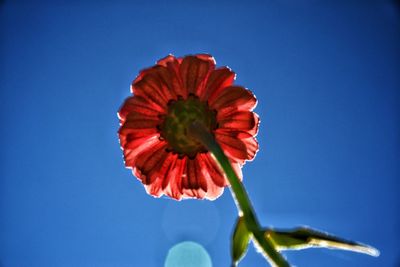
[231,216,252,266]
[264,227,379,257]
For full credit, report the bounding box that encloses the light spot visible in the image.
[165,241,212,267]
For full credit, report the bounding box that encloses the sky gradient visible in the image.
[1,0,399,266]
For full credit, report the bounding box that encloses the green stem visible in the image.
[188,122,290,267]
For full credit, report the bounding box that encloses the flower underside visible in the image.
[160,94,217,159]
[118,54,259,200]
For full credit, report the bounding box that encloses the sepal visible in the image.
[232,216,252,266]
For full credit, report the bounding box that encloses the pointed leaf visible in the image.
[231,216,252,266]
[265,227,379,257]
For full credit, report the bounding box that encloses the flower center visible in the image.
[159,95,217,158]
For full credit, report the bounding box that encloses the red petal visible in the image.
[118,96,160,122]
[181,158,207,199]
[118,113,160,143]
[121,135,160,168]
[144,151,177,197]
[202,153,228,187]
[179,55,215,97]
[133,141,168,185]
[120,111,159,127]
[145,66,178,101]
[157,55,187,98]
[217,111,260,136]
[119,129,159,148]
[139,147,171,186]
[118,110,160,147]
[144,182,163,198]
[215,133,246,163]
[195,54,216,62]
[209,86,257,112]
[204,182,224,200]
[119,111,160,149]
[164,156,186,200]
[131,73,169,112]
[196,153,224,200]
[231,161,243,181]
[215,132,258,164]
[217,129,259,160]
[201,67,235,102]
[156,54,176,67]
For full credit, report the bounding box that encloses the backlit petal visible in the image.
[120,112,159,128]
[157,54,187,98]
[215,131,257,164]
[144,151,177,197]
[201,67,235,102]
[164,156,186,200]
[121,135,160,168]
[133,141,168,185]
[181,158,207,199]
[145,66,178,101]
[218,111,260,136]
[118,96,160,122]
[209,86,257,112]
[202,152,228,187]
[231,161,243,181]
[179,55,215,97]
[131,74,169,112]
[216,130,259,162]
[197,153,224,200]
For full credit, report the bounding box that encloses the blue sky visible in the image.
[1,0,399,266]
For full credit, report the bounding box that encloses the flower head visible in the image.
[118,54,259,200]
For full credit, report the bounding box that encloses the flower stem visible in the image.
[188,121,290,267]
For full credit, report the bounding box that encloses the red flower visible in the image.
[118,54,259,200]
